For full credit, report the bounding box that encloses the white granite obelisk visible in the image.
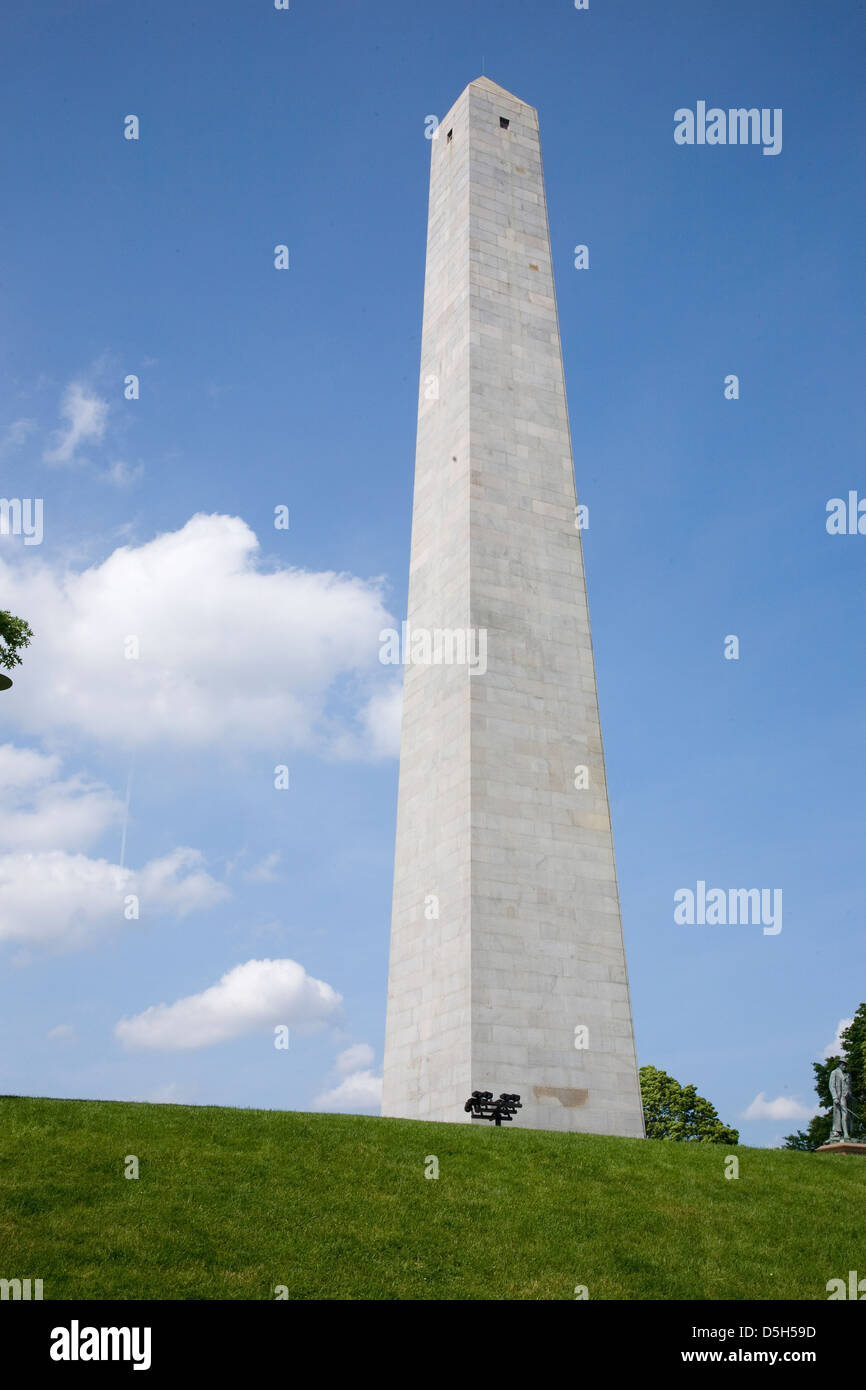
[382,78,644,1138]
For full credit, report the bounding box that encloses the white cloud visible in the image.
[43,383,108,464]
[137,1083,188,1104]
[244,852,281,883]
[742,1092,814,1122]
[822,1019,853,1059]
[0,742,122,852]
[313,1042,381,1112]
[115,957,342,1051]
[46,1024,77,1045]
[336,1042,375,1074]
[313,1069,382,1113]
[0,513,398,754]
[358,683,403,759]
[0,846,226,949]
[1,418,36,453]
[0,744,224,950]
[102,460,144,487]
[136,848,228,916]
[0,743,60,791]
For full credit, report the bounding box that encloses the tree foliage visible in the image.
[0,609,33,672]
[639,1065,739,1144]
[783,1005,866,1150]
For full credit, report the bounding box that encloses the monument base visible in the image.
[816,1141,866,1156]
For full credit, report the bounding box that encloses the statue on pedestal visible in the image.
[828,1065,852,1143]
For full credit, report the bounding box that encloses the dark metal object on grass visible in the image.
[464,1091,522,1126]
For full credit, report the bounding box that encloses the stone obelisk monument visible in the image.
[382,77,644,1137]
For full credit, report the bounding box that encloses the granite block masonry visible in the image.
[381,77,644,1137]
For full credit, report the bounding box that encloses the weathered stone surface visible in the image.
[382,78,644,1137]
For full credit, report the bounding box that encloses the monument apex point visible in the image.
[464,75,535,109]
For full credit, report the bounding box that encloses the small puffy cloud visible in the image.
[137,1083,187,1105]
[0,745,225,950]
[46,1024,77,1045]
[822,1019,853,1059]
[0,742,122,852]
[0,846,226,950]
[313,1069,382,1113]
[115,957,342,1051]
[742,1092,813,1122]
[44,383,108,464]
[1,418,36,454]
[102,460,144,487]
[358,683,403,759]
[314,1042,381,1112]
[0,513,398,754]
[135,848,227,917]
[336,1042,375,1074]
[244,852,281,883]
[0,743,60,792]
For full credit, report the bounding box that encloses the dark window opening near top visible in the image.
[446,129,453,142]
[500,117,510,129]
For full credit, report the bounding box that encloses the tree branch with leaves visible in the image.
[0,609,33,673]
[639,1065,739,1144]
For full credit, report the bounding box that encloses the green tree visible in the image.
[783,1005,866,1150]
[842,1005,866,1127]
[639,1065,739,1144]
[0,609,33,672]
[781,1126,818,1152]
[782,1061,836,1151]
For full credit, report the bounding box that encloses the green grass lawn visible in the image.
[0,1095,861,1300]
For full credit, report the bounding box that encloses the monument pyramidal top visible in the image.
[466,75,534,106]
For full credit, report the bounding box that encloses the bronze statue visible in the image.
[828,1065,852,1142]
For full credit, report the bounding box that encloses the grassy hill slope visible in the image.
[0,1095,860,1300]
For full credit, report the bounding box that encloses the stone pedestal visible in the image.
[816,1142,866,1156]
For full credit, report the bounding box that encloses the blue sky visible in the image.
[0,0,863,1145]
